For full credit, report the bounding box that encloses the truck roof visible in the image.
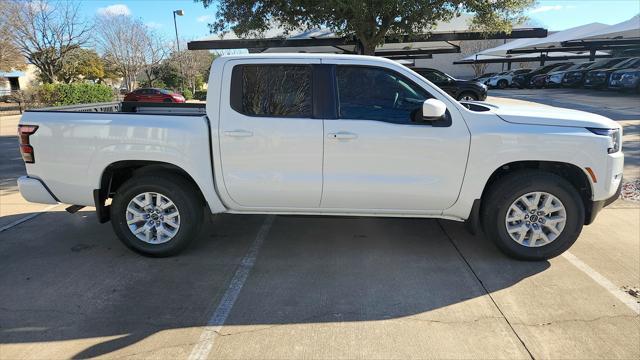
[216,52,402,66]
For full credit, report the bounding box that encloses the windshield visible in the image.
[565,63,589,71]
[159,89,174,95]
[588,58,626,69]
[612,58,640,69]
[554,64,573,71]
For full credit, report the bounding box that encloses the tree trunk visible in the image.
[357,39,377,55]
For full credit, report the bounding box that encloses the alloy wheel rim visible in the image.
[461,95,475,101]
[504,191,567,247]
[125,192,180,244]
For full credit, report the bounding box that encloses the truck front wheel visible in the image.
[482,171,584,260]
[110,173,204,257]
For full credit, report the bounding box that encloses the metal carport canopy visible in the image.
[473,22,610,57]
[578,15,640,41]
[186,28,548,58]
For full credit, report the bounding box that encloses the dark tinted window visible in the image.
[232,64,312,117]
[418,69,450,83]
[336,66,431,124]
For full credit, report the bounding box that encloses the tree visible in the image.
[196,0,535,55]
[174,48,216,93]
[140,34,169,88]
[0,2,26,71]
[4,0,91,83]
[460,38,504,77]
[95,14,169,91]
[56,48,105,83]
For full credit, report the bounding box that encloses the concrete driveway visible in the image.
[0,92,639,359]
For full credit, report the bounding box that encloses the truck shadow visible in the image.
[0,211,549,358]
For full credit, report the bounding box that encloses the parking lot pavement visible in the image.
[1,98,639,359]
[0,209,638,359]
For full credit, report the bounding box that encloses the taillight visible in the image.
[18,125,38,163]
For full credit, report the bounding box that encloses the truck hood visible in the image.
[473,102,619,129]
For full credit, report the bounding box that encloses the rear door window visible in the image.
[231,64,312,117]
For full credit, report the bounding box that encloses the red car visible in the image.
[124,88,186,103]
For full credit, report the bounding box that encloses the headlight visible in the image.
[587,128,621,153]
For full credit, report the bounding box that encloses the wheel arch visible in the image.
[480,161,594,225]
[95,160,213,223]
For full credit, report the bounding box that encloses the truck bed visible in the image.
[19,101,213,207]
[27,101,206,116]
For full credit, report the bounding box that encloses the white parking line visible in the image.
[562,251,640,314]
[0,204,59,233]
[188,215,275,360]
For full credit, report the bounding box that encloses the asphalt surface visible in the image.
[0,91,639,359]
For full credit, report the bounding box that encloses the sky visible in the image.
[77,0,640,42]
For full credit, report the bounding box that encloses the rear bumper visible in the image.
[18,176,58,204]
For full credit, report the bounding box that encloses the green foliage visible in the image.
[33,83,114,106]
[194,90,207,101]
[196,0,535,54]
[57,48,105,83]
[182,88,193,100]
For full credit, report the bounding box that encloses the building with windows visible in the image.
[0,64,37,96]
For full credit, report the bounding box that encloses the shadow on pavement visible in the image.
[0,135,23,196]
[0,211,549,358]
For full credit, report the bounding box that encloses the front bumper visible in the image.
[585,151,624,225]
[18,176,58,204]
[584,74,609,88]
[562,73,584,86]
[586,178,622,225]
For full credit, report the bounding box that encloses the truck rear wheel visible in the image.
[482,171,584,260]
[110,173,203,257]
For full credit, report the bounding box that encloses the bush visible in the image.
[194,90,207,101]
[33,83,114,106]
[182,88,193,100]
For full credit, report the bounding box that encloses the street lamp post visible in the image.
[173,9,184,92]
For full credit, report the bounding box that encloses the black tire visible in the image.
[457,92,478,101]
[497,79,508,89]
[111,172,204,257]
[481,170,584,261]
[163,98,173,103]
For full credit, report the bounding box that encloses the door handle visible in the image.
[223,130,253,137]
[328,131,358,140]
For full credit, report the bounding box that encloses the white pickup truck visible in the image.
[17,54,623,260]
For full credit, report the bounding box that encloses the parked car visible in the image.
[609,67,640,92]
[472,72,496,84]
[413,68,488,101]
[124,88,186,103]
[17,54,623,260]
[512,63,573,89]
[546,62,596,88]
[562,58,629,87]
[487,69,532,89]
[584,57,640,89]
[530,63,574,88]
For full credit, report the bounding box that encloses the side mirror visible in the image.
[421,99,447,121]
